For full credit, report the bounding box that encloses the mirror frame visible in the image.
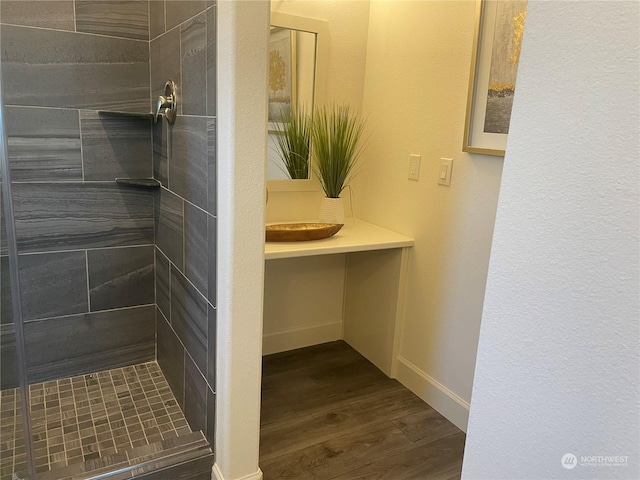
[267,11,328,192]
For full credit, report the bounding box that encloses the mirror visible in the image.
[267,12,328,191]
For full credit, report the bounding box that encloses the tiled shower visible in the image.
[0,1,218,478]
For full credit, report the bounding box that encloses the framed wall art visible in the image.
[268,26,297,129]
[463,0,528,156]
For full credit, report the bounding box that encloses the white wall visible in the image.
[215,1,268,479]
[463,1,639,478]
[263,255,345,355]
[352,0,503,429]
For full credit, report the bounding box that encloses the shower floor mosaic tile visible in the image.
[0,362,192,478]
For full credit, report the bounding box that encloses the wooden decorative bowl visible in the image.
[266,223,344,242]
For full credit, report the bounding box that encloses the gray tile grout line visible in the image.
[115,368,135,451]
[85,250,91,312]
[205,8,209,120]
[163,0,167,37]
[78,109,85,182]
[11,244,155,257]
[9,180,154,184]
[147,0,152,43]
[118,368,140,448]
[130,367,152,447]
[19,303,156,326]
[119,368,141,452]
[131,365,152,447]
[62,377,80,466]
[0,21,149,44]
[91,372,110,460]
[182,198,186,272]
[72,0,77,33]
[2,105,157,116]
[106,369,130,453]
[11,392,17,474]
[57,378,69,468]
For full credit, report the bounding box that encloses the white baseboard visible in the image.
[395,355,470,432]
[212,463,263,480]
[262,321,342,355]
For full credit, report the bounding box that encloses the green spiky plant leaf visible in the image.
[312,104,367,198]
[272,106,311,180]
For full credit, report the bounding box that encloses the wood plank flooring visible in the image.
[259,341,465,479]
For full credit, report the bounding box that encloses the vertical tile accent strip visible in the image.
[152,119,168,187]
[87,246,155,312]
[205,387,215,446]
[0,257,13,325]
[155,248,171,321]
[207,215,217,305]
[206,6,217,117]
[206,118,217,216]
[180,13,207,116]
[170,267,207,374]
[184,355,207,433]
[150,28,181,113]
[157,310,185,409]
[0,323,18,389]
[154,188,184,270]
[80,111,153,181]
[75,0,150,41]
[206,304,216,389]
[149,0,166,40]
[4,107,82,182]
[184,203,208,296]
[169,116,208,210]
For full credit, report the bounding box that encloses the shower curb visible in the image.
[38,431,213,480]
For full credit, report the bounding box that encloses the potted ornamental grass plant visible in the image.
[273,106,311,180]
[312,104,367,223]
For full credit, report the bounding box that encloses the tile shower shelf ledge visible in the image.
[96,110,154,118]
[264,219,414,260]
[115,178,161,188]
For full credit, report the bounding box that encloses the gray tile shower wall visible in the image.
[151,0,217,445]
[75,0,150,41]
[0,0,218,451]
[0,0,155,388]
[4,106,82,182]
[1,25,149,113]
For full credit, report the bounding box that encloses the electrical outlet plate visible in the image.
[438,158,453,186]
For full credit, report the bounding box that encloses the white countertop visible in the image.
[264,219,414,260]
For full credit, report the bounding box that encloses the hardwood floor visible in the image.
[259,341,465,479]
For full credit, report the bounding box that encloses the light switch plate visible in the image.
[438,158,453,186]
[408,154,421,181]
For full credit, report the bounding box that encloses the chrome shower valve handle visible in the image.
[154,80,177,124]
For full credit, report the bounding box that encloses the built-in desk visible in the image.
[264,220,414,377]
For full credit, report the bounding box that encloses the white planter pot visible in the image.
[319,197,345,224]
